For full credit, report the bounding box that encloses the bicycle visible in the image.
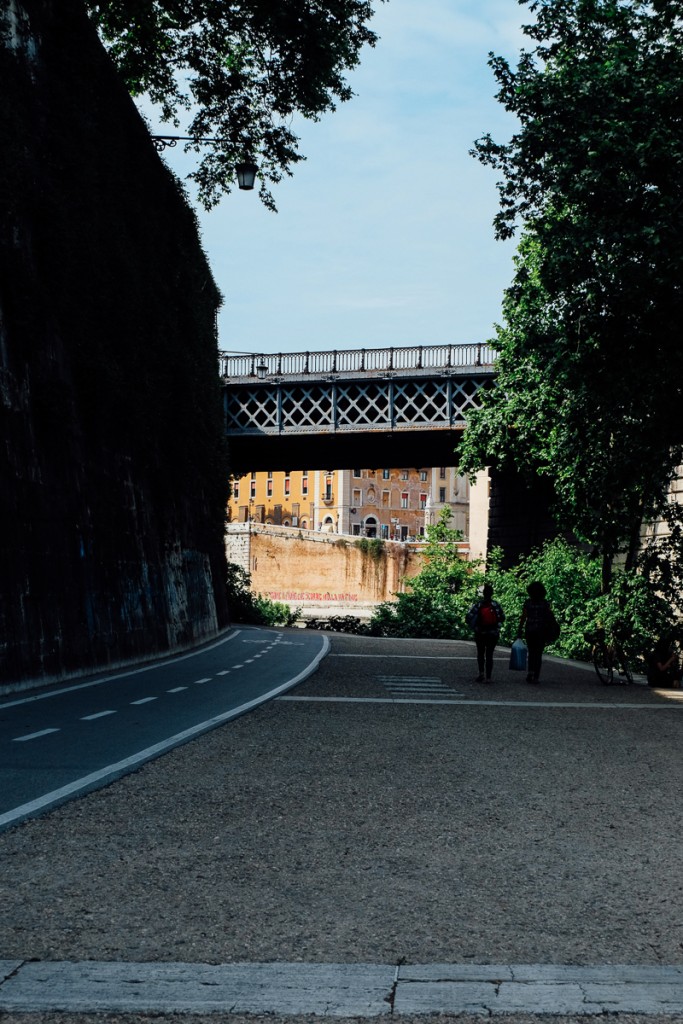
[587,627,633,686]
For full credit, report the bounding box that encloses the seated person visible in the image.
[646,639,683,689]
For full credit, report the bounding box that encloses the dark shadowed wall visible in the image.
[0,0,230,686]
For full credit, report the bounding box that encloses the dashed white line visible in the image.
[131,697,157,705]
[81,711,117,721]
[217,670,230,676]
[232,664,245,669]
[13,728,60,742]
[194,678,211,685]
[167,687,188,693]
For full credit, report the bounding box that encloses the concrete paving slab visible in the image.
[0,960,396,1016]
[0,962,21,984]
[5,962,683,1016]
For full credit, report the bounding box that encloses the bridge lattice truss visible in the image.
[221,344,496,438]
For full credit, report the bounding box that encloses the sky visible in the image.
[154,0,527,357]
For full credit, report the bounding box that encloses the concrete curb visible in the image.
[4,961,683,1016]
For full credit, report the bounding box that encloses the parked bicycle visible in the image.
[587,627,633,686]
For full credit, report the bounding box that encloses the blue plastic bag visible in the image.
[509,638,528,671]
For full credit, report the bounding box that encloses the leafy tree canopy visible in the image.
[85,0,382,209]
[460,0,683,583]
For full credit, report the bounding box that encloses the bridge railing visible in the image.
[219,343,496,380]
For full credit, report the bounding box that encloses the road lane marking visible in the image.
[194,678,211,685]
[81,711,117,721]
[0,635,330,832]
[131,697,157,705]
[217,671,230,676]
[232,664,244,669]
[13,729,60,742]
[330,654,506,660]
[0,629,244,709]
[278,696,681,709]
[167,687,187,693]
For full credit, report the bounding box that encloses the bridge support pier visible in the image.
[486,467,561,567]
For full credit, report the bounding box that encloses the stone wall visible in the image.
[226,524,471,620]
[0,0,229,689]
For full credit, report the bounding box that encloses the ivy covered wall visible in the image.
[0,0,230,686]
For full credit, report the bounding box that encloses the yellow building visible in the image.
[228,466,472,541]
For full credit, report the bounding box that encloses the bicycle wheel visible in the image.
[614,646,633,685]
[593,642,614,685]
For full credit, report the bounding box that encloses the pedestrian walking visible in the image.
[518,581,559,684]
[646,637,683,689]
[466,583,505,683]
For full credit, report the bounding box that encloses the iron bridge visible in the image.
[220,344,496,470]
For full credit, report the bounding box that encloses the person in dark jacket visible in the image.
[646,638,682,689]
[519,581,556,684]
[466,583,505,683]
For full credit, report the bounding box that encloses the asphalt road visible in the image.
[2,631,683,1021]
[0,625,328,833]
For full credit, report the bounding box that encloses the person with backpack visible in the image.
[466,583,505,683]
[518,581,559,684]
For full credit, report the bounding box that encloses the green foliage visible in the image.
[368,508,478,639]
[462,0,683,579]
[85,0,382,210]
[226,562,300,626]
[354,537,385,560]
[368,529,679,671]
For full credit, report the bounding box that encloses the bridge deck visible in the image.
[220,343,496,383]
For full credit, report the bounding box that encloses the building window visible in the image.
[266,479,273,498]
[401,470,409,480]
[353,468,362,478]
[401,492,409,509]
[419,492,427,509]
[233,479,239,499]
[381,524,390,539]
[302,475,308,496]
[420,470,428,481]
[439,487,446,503]
[284,476,291,497]
[439,467,446,479]
[324,476,333,501]
[250,480,256,499]
[353,488,362,506]
[382,469,390,479]
[267,469,273,480]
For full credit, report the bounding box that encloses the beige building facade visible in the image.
[228,466,484,545]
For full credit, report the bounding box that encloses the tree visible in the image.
[460,0,683,588]
[84,0,381,210]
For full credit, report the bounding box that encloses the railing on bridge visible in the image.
[219,343,496,381]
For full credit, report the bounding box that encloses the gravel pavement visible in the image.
[2,629,683,1022]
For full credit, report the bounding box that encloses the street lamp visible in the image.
[149,135,258,192]
[235,161,259,190]
[256,360,268,380]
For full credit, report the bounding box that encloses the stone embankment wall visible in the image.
[0,1,229,689]
[225,524,471,620]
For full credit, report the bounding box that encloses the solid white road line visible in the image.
[0,636,329,832]
[279,695,683,709]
